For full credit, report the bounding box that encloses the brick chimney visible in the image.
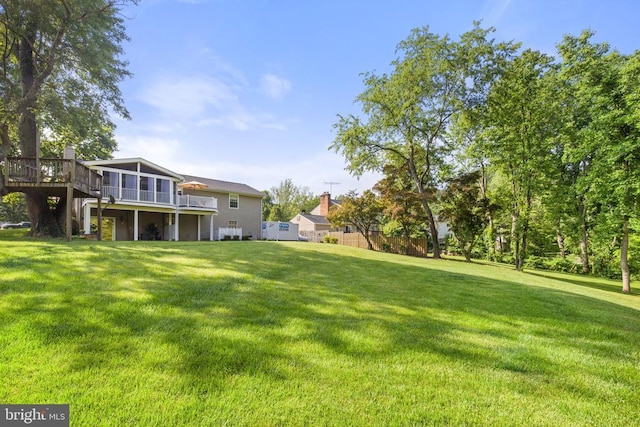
[320,192,331,217]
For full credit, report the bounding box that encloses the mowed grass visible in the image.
[0,231,639,426]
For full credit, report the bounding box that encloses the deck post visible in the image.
[97,196,102,241]
[134,209,139,241]
[64,147,76,242]
[66,184,73,242]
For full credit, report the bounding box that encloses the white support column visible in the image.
[83,203,91,234]
[197,215,201,241]
[134,210,139,241]
[175,211,180,241]
[209,215,214,241]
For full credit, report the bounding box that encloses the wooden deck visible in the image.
[4,157,102,198]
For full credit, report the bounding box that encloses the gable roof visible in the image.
[83,157,183,180]
[181,174,264,198]
[295,213,330,225]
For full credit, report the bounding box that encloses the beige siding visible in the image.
[185,189,262,239]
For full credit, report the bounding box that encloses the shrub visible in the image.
[524,255,545,270]
[543,257,576,273]
[381,243,391,253]
[322,235,338,244]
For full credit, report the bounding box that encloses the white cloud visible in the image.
[259,74,292,99]
[114,134,183,166]
[137,72,291,132]
[139,75,237,118]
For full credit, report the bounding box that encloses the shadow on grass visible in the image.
[1,239,639,415]
[526,269,629,295]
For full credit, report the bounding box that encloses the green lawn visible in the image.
[1,231,639,426]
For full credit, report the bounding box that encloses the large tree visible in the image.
[483,49,560,270]
[332,23,515,258]
[555,31,615,274]
[590,50,640,294]
[327,190,383,250]
[439,170,488,262]
[265,179,318,222]
[0,0,134,237]
[374,163,427,244]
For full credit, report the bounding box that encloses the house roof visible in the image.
[181,174,264,198]
[82,157,184,180]
[295,213,330,225]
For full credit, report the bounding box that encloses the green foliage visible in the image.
[322,234,338,244]
[332,23,517,258]
[439,170,488,261]
[0,0,137,237]
[327,190,382,249]
[331,26,640,288]
[0,0,135,158]
[375,163,427,240]
[261,190,273,220]
[0,193,28,222]
[545,257,577,273]
[265,179,318,222]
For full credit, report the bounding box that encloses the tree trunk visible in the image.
[518,221,529,271]
[426,208,441,258]
[24,190,65,237]
[363,230,374,250]
[511,211,522,270]
[579,199,590,274]
[479,162,496,258]
[0,125,11,196]
[556,227,566,258]
[620,216,631,294]
[18,18,65,237]
[407,160,440,259]
[462,246,472,262]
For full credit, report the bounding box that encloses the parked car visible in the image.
[1,221,31,229]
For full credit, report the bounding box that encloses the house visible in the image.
[291,192,349,238]
[79,158,262,241]
[180,174,264,241]
[309,192,341,216]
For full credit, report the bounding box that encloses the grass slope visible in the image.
[0,231,639,426]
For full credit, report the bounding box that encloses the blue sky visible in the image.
[114,0,640,195]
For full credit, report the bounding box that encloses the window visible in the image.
[229,193,239,209]
[121,173,138,200]
[102,171,119,199]
[156,179,170,203]
[228,221,238,229]
[140,176,154,202]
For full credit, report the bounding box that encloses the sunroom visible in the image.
[80,158,218,241]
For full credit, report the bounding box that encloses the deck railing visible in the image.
[178,194,217,209]
[4,157,101,196]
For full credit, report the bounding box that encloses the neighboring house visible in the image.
[79,158,262,241]
[309,192,341,216]
[180,174,264,241]
[290,213,333,235]
[291,192,349,235]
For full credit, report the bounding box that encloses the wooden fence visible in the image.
[327,232,429,257]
